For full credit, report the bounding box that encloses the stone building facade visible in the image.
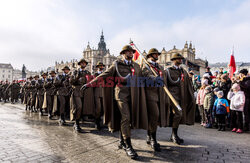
[0,63,13,81]
[55,59,78,74]
[55,31,117,74]
[55,37,206,75]
[141,42,207,75]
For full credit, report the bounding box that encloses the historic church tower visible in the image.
[98,30,107,55]
[82,31,117,73]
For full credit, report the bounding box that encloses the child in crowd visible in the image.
[203,86,214,128]
[197,80,208,126]
[213,88,219,100]
[227,83,245,133]
[213,91,229,131]
[212,88,220,128]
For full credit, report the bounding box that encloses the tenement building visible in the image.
[0,63,13,81]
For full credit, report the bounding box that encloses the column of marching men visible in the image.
[0,45,196,160]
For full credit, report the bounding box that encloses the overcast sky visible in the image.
[0,0,250,71]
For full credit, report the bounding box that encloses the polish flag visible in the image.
[130,42,143,66]
[229,50,236,79]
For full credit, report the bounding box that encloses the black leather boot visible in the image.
[146,130,151,144]
[218,124,222,131]
[48,114,53,120]
[95,118,101,130]
[30,106,34,112]
[39,108,43,116]
[151,132,161,152]
[59,114,66,126]
[125,138,138,159]
[73,120,82,133]
[170,128,184,145]
[118,132,126,150]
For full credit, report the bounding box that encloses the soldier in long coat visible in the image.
[23,77,32,110]
[93,61,105,130]
[44,71,57,119]
[54,66,72,126]
[23,76,33,110]
[166,53,196,145]
[19,82,25,104]
[142,48,170,152]
[70,59,95,132]
[29,75,39,112]
[36,73,47,116]
[0,81,3,102]
[7,80,20,104]
[2,80,10,103]
[82,45,148,159]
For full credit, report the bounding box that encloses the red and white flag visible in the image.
[130,42,143,66]
[229,49,236,79]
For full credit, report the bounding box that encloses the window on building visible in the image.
[9,70,11,73]
[3,70,5,72]
[8,75,10,78]
[2,75,4,78]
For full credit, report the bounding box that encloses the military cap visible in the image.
[120,45,136,55]
[147,48,161,58]
[62,66,70,71]
[41,72,48,76]
[49,70,56,75]
[78,58,88,65]
[171,53,184,61]
[96,61,105,68]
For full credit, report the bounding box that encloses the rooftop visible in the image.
[0,63,13,69]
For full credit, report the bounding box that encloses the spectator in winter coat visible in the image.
[213,91,229,131]
[203,86,214,128]
[212,87,220,128]
[219,74,232,99]
[239,69,250,131]
[228,83,246,133]
[197,79,208,126]
[204,67,213,77]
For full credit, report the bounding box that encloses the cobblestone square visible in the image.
[1,103,250,163]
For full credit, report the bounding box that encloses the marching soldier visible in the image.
[70,59,95,132]
[44,70,57,119]
[7,80,21,104]
[24,76,32,110]
[29,75,39,112]
[93,61,105,130]
[0,81,3,102]
[2,80,10,103]
[54,66,71,126]
[142,48,169,152]
[19,82,25,104]
[82,45,148,159]
[36,73,47,116]
[166,53,195,145]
